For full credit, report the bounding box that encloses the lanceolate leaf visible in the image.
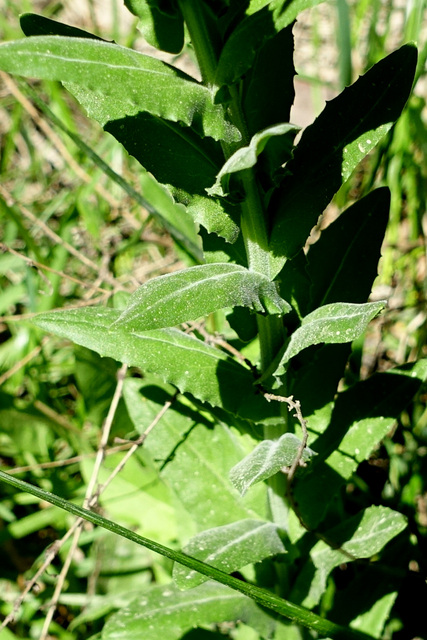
[207,124,299,198]
[291,506,407,608]
[269,44,417,258]
[230,433,317,496]
[31,308,275,419]
[293,359,427,528]
[105,113,240,242]
[0,469,379,640]
[215,0,325,86]
[242,25,296,137]
[306,188,390,309]
[114,264,291,332]
[173,520,287,588]
[101,582,277,640]
[123,378,268,529]
[273,301,385,377]
[0,36,239,142]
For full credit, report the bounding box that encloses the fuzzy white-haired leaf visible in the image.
[174,519,287,589]
[230,433,317,496]
[114,263,291,331]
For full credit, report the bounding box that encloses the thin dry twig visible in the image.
[38,363,128,639]
[33,400,82,435]
[0,336,50,387]
[263,392,309,483]
[3,441,144,475]
[0,243,110,294]
[0,185,127,292]
[1,388,176,631]
[263,393,357,562]
[0,71,121,210]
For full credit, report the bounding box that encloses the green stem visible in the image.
[180,0,286,529]
[177,0,219,86]
[0,470,374,640]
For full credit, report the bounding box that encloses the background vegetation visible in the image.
[0,1,426,639]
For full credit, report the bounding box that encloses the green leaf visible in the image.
[20,12,107,40]
[31,308,275,420]
[124,0,185,53]
[269,44,418,258]
[242,25,296,137]
[114,263,291,331]
[0,469,376,640]
[291,506,407,608]
[207,124,299,198]
[215,0,325,86]
[123,378,267,530]
[332,578,398,640]
[306,188,390,308]
[229,433,317,496]
[273,301,385,377]
[293,359,427,528]
[173,520,287,589]
[80,454,179,544]
[105,112,240,242]
[101,582,276,640]
[0,36,239,143]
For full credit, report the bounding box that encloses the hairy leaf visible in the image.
[272,301,385,378]
[207,124,299,198]
[32,308,276,420]
[114,264,291,332]
[269,44,417,258]
[173,520,287,588]
[230,433,317,496]
[293,359,427,528]
[105,112,240,242]
[291,506,407,608]
[101,582,276,640]
[0,469,381,640]
[0,36,239,142]
[123,378,267,530]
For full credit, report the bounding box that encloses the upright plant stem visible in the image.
[179,2,288,535]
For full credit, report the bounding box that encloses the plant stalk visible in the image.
[0,470,375,640]
[180,0,287,529]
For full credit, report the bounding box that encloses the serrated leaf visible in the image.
[173,520,287,588]
[215,0,325,86]
[114,263,291,331]
[293,359,427,528]
[31,308,276,420]
[291,506,407,608]
[207,124,299,198]
[270,44,417,258]
[104,112,240,242]
[101,582,276,640]
[230,433,317,496]
[273,301,385,378]
[307,188,390,308]
[123,378,267,530]
[0,36,239,143]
